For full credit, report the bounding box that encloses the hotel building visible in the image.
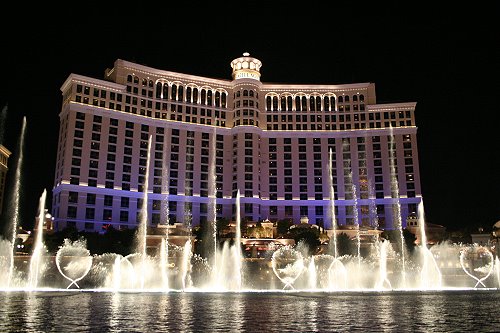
[52,53,421,233]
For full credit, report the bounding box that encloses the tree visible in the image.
[216,217,230,238]
[337,232,355,256]
[288,226,320,254]
[277,219,292,236]
[380,229,416,254]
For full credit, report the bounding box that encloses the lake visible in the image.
[1,289,499,332]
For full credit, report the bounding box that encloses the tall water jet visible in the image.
[159,152,170,290]
[388,126,406,287]
[307,257,317,289]
[160,238,169,290]
[369,182,380,238]
[180,240,192,290]
[417,198,442,289]
[112,255,121,291]
[374,239,392,290]
[233,189,242,289]
[136,135,152,289]
[351,182,361,269]
[27,189,47,289]
[328,148,338,258]
[208,128,217,274]
[7,116,26,287]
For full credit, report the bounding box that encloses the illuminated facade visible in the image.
[52,53,422,232]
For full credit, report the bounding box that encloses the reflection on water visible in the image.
[0,291,499,332]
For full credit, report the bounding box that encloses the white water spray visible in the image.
[375,239,392,290]
[328,148,338,258]
[181,240,192,290]
[160,239,169,290]
[137,135,152,289]
[388,126,406,287]
[7,117,26,287]
[417,198,442,288]
[233,189,242,289]
[27,189,47,289]
[208,128,218,273]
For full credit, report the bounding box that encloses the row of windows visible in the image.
[74,83,413,132]
[126,75,229,108]
[266,111,411,123]
[68,111,415,195]
[266,120,412,131]
[265,94,365,112]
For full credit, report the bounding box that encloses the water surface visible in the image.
[1,290,498,332]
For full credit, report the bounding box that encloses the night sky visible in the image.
[0,4,498,232]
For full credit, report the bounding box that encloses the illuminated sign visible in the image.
[234,70,260,80]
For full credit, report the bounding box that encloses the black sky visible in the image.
[0,3,498,231]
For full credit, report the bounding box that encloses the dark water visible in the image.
[1,290,499,332]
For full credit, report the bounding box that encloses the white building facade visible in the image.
[52,54,421,232]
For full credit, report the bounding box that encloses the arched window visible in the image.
[310,96,316,111]
[142,78,147,86]
[207,90,213,106]
[215,91,221,107]
[171,85,177,101]
[344,95,349,102]
[186,87,192,103]
[201,89,207,105]
[133,76,139,84]
[156,82,162,99]
[338,96,343,103]
[359,94,364,102]
[193,88,199,104]
[127,75,133,82]
[287,96,292,111]
[266,96,272,111]
[162,84,169,100]
[272,96,279,111]
[281,96,287,111]
[221,93,226,108]
[149,80,153,88]
[301,96,307,111]
[324,97,330,111]
[249,90,254,97]
[178,86,184,102]
[330,96,336,110]
[243,90,249,97]
[353,95,358,102]
[295,96,301,111]
[316,97,322,111]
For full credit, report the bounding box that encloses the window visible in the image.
[86,208,95,219]
[68,191,78,203]
[103,209,112,221]
[67,206,77,219]
[104,195,113,206]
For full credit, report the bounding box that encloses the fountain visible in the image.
[417,198,442,289]
[27,189,48,289]
[6,116,26,288]
[388,126,407,288]
[327,148,338,258]
[0,122,498,294]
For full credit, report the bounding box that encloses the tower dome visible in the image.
[230,52,262,81]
